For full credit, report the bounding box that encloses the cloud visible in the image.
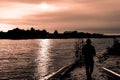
[0,0,120,33]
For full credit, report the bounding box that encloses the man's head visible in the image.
[86,39,92,44]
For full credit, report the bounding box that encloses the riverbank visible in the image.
[63,63,107,80]
[62,56,120,80]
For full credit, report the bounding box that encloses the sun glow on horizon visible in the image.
[0,24,15,32]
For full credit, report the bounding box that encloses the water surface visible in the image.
[0,39,115,79]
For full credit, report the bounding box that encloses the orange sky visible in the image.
[0,0,120,34]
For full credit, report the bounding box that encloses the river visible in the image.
[0,38,115,79]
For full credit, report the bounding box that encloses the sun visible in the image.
[40,3,49,10]
[38,3,57,12]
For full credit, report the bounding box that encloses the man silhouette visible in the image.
[82,39,96,80]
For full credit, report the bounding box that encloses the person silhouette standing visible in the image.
[82,39,96,80]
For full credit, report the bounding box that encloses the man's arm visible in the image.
[93,46,96,56]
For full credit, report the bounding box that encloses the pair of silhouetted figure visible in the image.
[82,39,96,80]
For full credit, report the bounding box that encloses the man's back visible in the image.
[82,39,96,80]
[82,44,96,59]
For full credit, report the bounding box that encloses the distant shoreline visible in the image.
[0,27,120,39]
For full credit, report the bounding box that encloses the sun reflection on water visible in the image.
[37,39,51,79]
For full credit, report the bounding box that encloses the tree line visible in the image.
[0,27,119,39]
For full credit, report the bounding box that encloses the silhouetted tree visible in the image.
[0,28,108,39]
[30,27,35,32]
[54,30,58,35]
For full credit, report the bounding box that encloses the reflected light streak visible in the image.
[37,39,50,79]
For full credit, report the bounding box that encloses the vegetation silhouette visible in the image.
[0,27,119,39]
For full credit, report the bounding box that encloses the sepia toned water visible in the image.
[0,39,115,80]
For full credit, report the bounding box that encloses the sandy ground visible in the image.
[63,64,107,80]
[63,56,120,80]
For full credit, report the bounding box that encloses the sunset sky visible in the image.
[0,0,120,34]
